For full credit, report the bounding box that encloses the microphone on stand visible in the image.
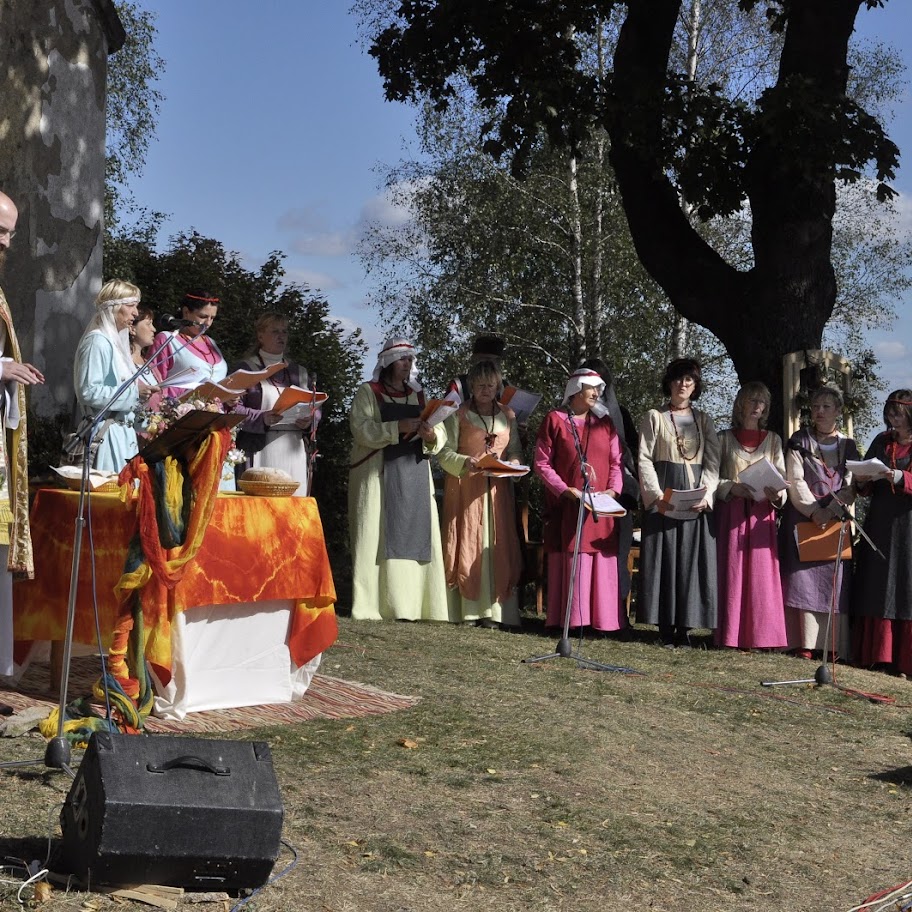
[159,314,198,330]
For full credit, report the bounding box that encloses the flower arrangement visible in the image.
[138,395,247,479]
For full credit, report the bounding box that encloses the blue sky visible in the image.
[128,2,912,416]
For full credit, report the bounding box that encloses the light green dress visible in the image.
[347,382,452,621]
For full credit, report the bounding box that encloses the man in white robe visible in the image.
[0,190,44,704]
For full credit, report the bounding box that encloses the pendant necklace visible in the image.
[668,406,701,462]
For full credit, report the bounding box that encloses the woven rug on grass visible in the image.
[0,657,420,734]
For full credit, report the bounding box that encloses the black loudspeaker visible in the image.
[60,731,284,890]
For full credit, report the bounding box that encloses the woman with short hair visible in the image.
[780,385,858,658]
[637,357,720,647]
[235,312,312,496]
[714,381,788,649]
[852,390,912,674]
[439,359,523,627]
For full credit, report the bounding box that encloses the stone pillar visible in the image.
[0,0,124,417]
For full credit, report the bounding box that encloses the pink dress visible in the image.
[533,409,624,631]
[714,429,788,648]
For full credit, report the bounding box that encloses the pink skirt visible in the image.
[546,552,625,631]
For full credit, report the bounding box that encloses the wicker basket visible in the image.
[238,479,300,497]
[96,480,122,493]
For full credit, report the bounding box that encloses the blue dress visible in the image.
[74,332,139,474]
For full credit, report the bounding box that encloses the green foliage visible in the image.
[105,1,166,233]
[105,230,367,595]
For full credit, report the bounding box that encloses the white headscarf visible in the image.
[76,294,138,386]
[371,337,422,392]
[562,368,606,415]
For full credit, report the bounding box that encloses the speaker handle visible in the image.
[146,756,231,776]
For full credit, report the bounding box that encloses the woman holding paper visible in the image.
[348,337,451,622]
[780,385,858,659]
[236,313,313,496]
[852,390,912,675]
[438,360,524,628]
[533,367,625,633]
[637,358,720,648]
[714,382,788,649]
[73,279,142,472]
[151,290,228,399]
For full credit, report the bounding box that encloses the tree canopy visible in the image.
[365,0,903,430]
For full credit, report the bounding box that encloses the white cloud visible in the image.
[874,339,908,361]
[282,267,342,291]
[290,232,356,257]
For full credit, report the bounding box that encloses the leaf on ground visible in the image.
[398,738,419,749]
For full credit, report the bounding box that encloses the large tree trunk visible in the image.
[607,0,862,434]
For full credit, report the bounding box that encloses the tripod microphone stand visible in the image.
[524,409,642,674]
[0,321,203,775]
[762,496,885,691]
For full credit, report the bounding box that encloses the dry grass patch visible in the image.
[1,618,911,911]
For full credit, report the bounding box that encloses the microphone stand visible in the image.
[524,408,642,674]
[1,325,206,775]
[762,495,884,691]
[306,371,319,497]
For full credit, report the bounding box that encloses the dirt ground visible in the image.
[1,617,911,911]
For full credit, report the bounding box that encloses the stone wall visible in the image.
[0,0,123,416]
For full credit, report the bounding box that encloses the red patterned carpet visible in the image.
[0,657,420,734]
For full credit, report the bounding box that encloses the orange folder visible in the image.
[795,520,852,562]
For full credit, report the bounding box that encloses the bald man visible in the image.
[0,191,44,691]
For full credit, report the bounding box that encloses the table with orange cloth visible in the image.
[13,488,337,719]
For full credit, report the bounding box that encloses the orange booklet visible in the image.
[179,363,288,401]
[476,453,530,477]
[795,520,852,562]
[272,385,328,415]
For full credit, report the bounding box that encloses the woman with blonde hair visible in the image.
[714,381,788,649]
[73,279,141,472]
[780,385,859,658]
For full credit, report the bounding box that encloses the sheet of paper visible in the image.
[737,456,789,501]
[501,386,542,424]
[846,457,890,479]
[661,485,707,521]
[583,491,627,516]
[476,453,531,477]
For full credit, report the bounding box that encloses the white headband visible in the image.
[100,295,140,308]
[371,338,422,392]
[562,369,605,404]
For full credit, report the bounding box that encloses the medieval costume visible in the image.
[438,402,523,626]
[779,426,858,655]
[714,429,788,648]
[853,431,912,673]
[534,370,625,632]
[637,406,720,640]
[348,339,450,622]
[0,288,34,676]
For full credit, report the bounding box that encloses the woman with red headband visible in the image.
[151,290,227,399]
[348,337,450,622]
[853,390,912,676]
[533,366,625,634]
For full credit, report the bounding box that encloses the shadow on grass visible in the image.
[869,766,912,787]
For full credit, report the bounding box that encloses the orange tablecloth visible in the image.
[14,489,337,680]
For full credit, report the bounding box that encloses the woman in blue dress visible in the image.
[73,279,141,473]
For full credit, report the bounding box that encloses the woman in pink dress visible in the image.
[533,367,624,633]
[714,382,788,649]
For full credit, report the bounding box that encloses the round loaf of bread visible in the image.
[240,467,294,484]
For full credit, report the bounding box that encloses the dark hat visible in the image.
[472,334,506,358]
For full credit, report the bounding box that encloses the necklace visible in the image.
[472,399,497,452]
[257,355,290,389]
[180,332,219,365]
[668,407,701,462]
[567,410,596,486]
[382,381,408,398]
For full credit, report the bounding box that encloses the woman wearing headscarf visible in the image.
[73,279,141,472]
[851,391,912,674]
[348,337,450,622]
[579,358,640,609]
[533,367,624,633]
[438,359,523,628]
[235,312,312,496]
[714,382,788,649]
[637,357,720,647]
[780,385,858,659]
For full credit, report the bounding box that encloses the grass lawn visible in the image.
[1,617,911,911]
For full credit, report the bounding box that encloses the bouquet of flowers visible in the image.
[139,395,247,479]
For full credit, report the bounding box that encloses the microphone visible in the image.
[159,314,196,330]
